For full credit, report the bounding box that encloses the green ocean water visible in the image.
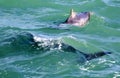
[0,0,120,78]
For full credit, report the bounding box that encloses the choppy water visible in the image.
[0,0,120,78]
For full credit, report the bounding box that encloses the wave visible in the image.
[0,0,46,8]
[0,0,92,8]
[102,0,120,7]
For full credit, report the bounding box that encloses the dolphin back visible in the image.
[60,43,111,61]
[82,51,112,61]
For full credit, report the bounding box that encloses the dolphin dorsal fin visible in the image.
[70,9,74,15]
[70,9,76,18]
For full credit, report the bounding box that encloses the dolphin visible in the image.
[33,35,111,62]
[63,9,92,26]
[3,32,111,62]
[56,43,111,61]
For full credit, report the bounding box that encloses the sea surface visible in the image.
[0,0,120,78]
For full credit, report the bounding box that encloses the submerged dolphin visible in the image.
[59,43,111,61]
[64,9,91,26]
[33,34,111,61]
[6,32,111,62]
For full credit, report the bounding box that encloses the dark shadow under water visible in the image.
[0,32,111,63]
